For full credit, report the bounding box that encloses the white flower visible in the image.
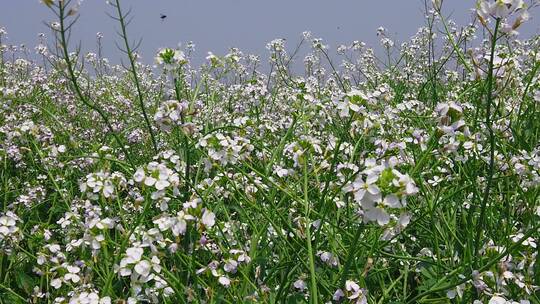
[0,215,18,237]
[274,166,291,177]
[393,171,419,196]
[100,298,112,304]
[511,233,536,248]
[534,90,540,103]
[155,179,170,190]
[428,175,443,186]
[345,280,367,303]
[335,91,366,118]
[155,48,187,67]
[153,216,172,232]
[223,259,238,273]
[398,213,411,227]
[218,276,231,287]
[172,211,192,236]
[69,291,111,304]
[64,272,80,283]
[48,244,61,253]
[333,288,345,301]
[80,171,126,199]
[318,251,338,267]
[345,280,358,290]
[119,267,132,277]
[144,176,156,186]
[293,279,307,291]
[383,194,401,208]
[345,174,381,204]
[364,205,390,225]
[150,256,162,273]
[134,161,181,201]
[133,168,145,183]
[154,100,189,132]
[51,278,62,289]
[201,209,216,228]
[493,1,512,18]
[489,295,507,304]
[66,265,80,274]
[134,260,151,278]
[476,0,525,20]
[125,247,143,264]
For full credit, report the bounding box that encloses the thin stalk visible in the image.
[113,0,158,153]
[303,158,318,304]
[438,10,473,73]
[337,224,362,287]
[0,283,26,302]
[318,46,347,92]
[173,77,191,196]
[407,223,539,303]
[56,2,134,168]
[474,18,500,266]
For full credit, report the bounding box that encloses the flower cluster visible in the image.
[196,249,252,289]
[153,99,189,132]
[476,0,530,35]
[116,246,173,300]
[0,211,22,254]
[344,158,418,226]
[133,161,181,208]
[79,171,127,200]
[333,280,368,304]
[155,48,187,69]
[1,1,540,302]
[197,132,254,168]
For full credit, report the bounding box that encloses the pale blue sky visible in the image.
[1,1,539,66]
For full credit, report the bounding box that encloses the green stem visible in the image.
[474,19,500,266]
[113,0,158,153]
[337,224,362,287]
[303,158,318,304]
[57,2,135,168]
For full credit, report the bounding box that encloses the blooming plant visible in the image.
[0,0,538,302]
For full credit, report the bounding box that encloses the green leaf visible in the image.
[15,272,35,295]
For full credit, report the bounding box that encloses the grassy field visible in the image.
[0,0,539,303]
